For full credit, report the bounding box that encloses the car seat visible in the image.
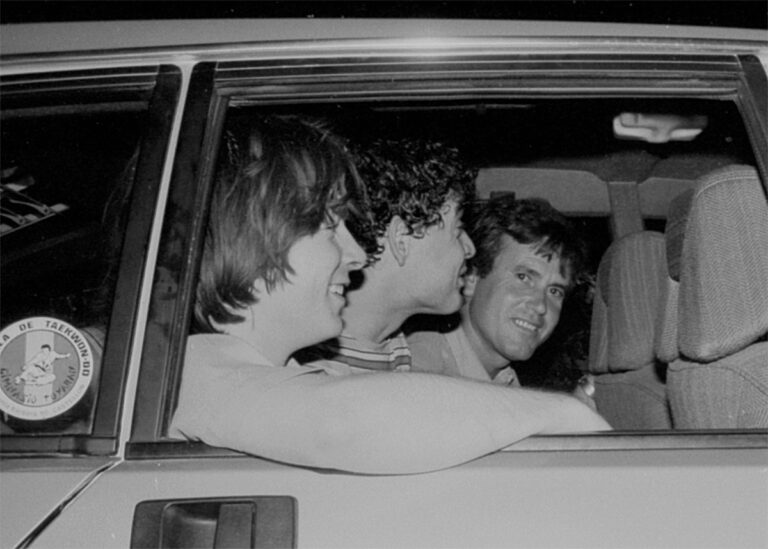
[667,165,768,428]
[654,188,693,369]
[587,230,672,429]
[650,187,693,432]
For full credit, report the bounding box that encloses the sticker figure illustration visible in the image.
[14,344,71,403]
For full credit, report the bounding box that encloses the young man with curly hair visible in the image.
[297,137,477,372]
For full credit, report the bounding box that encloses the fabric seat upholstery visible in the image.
[587,231,672,429]
[667,165,768,428]
[653,188,693,367]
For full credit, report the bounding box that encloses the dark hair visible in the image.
[352,138,477,255]
[194,115,374,332]
[467,195,586,288]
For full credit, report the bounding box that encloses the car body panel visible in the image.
[2,20,767,77]
[0,457,116,548]
[21,449,768,548]
[3,19,767,57]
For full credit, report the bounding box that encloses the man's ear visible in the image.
[463,272,479,298]
[386,215,411,267]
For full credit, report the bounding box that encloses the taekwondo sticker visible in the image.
[0,317,93,420]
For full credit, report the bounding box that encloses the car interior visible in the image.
[1,91,766,437]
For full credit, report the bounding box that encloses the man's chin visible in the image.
[316,316,344,342]
[436,294,464,315]
[503,349,535,362]
[501,336,538,361]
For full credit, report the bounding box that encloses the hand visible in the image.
[573,374,597,412]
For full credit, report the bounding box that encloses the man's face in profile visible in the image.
[406,199,476,315]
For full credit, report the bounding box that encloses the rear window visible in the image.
[0,66,176,446]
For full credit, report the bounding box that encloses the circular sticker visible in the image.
[0,317,94,421]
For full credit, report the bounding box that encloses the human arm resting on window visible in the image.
[173,364,610,475]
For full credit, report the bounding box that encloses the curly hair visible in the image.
[466,194,587,289]
[351,138,477,255]
[194,115,376,332]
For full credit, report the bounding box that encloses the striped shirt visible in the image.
[297,332,412,375]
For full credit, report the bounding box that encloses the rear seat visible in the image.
[587,231,672,429]
[653,189,691,386]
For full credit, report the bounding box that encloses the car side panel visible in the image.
[28,449,768,548]
[0,457,115,548]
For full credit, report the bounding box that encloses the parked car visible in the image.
[1,18,766,548]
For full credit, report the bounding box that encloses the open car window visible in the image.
[1,66,178,452]
[122,47,768,460]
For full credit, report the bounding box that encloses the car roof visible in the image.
[2,18,767,59]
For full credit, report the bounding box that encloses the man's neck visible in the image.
[221,315,291,367]
[342,261,413,344]
[342,292,410,344]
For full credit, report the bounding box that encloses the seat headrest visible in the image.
[678,164,768,361]
[588,231,666,374]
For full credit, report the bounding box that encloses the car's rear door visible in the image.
[0,59,180,548]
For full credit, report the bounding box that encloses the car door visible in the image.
[0,62,180,548]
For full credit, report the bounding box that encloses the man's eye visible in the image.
[549,287,565,299]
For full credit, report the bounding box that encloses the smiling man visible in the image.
[408,195,586,387]
[297,137,477,373]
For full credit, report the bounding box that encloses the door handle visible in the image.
[131,496,296,548]
[214,503,254,548]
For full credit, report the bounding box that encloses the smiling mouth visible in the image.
[513,318,539,333]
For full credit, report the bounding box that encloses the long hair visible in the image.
[194,115,375,332]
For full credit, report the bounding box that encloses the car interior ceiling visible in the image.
[245,97,755,179]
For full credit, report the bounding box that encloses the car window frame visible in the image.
[0,64,181,456]
[128,48,768,460]
[737,54,767,176]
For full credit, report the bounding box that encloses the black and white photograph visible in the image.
[1,2,767,547]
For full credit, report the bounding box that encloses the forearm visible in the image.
[332,373,607,472]
[221,372,610,475]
